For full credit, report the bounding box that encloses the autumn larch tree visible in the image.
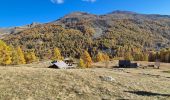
[82,50,93,68]
[16,46,26,64]
[25,51,37,63]
[102,53,110,68]
[96,52,104,62]
[0,40,12,65]
[124,52,133,61]
[78,58,85,68]
[11,46,19,65]
[53,48,63,61]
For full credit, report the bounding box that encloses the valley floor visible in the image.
[0,62,170,100]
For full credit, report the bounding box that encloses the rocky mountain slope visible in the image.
[54,11,170,48]
[2,11,170,58]
[0,22,41,35]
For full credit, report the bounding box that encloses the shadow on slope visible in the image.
[125,91,170,97]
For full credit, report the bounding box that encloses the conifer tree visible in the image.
[3,54,12,65]
[96,52,104,62]
[16,46,26,64]
[78,58,85,68]
[47,49,52,59]
[3,47,12,65]
[0,40,6,64]
[124,52,133,61]
[142,53,149,61]
[53,48,63,61]
[102,53,110,68]
[102,53,110,61]
[25,51,37,63]
[11,46,19,65]
[133,53,140,61]
[0,40,12,65]
[30,52,37,62]
[82,50,93,68]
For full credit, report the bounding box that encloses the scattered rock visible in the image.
[99,76,115,82]
[113,68,125,72]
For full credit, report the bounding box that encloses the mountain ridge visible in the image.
[2,10,170,59]
[1,10,170,30]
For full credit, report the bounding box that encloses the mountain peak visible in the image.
[63,11,97,18]
[110,10,138,14]
[69,12,91,15]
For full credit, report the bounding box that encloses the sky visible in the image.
[0,0,170,27]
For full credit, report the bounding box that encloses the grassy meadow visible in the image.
[0,61,170,100]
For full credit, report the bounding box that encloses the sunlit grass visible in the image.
[163,70,170,73]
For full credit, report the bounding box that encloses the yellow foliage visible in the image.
[0,40,12,65]
[25,51,37,63]
[16,46,26,64]
[102,53,110,61]
[53,48,63,61]
[83,26,95,36]
[78,58,85,68]
[0,40,39,65]
[82,51,93,68]
[3,53,12,65]
[96,52,104,62]
[96,52,110,62]
[9,46,20,65]
[124,52,133,61]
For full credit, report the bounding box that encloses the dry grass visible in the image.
[0,61,170,100]
[163,70,170,73]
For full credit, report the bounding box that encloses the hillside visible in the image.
[2,11,170,59]
[54,11,170,48]
[0,22,41,35]
[0,62,170,100]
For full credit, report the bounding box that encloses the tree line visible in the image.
[149,48,170,63]
[53,47,109,68]
[0,40,37,65]
[115,45,148,61]
[1,39,170,66]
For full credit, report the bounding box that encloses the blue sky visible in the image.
[0,0,170,27]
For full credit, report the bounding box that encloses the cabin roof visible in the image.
[53,61,69,69]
